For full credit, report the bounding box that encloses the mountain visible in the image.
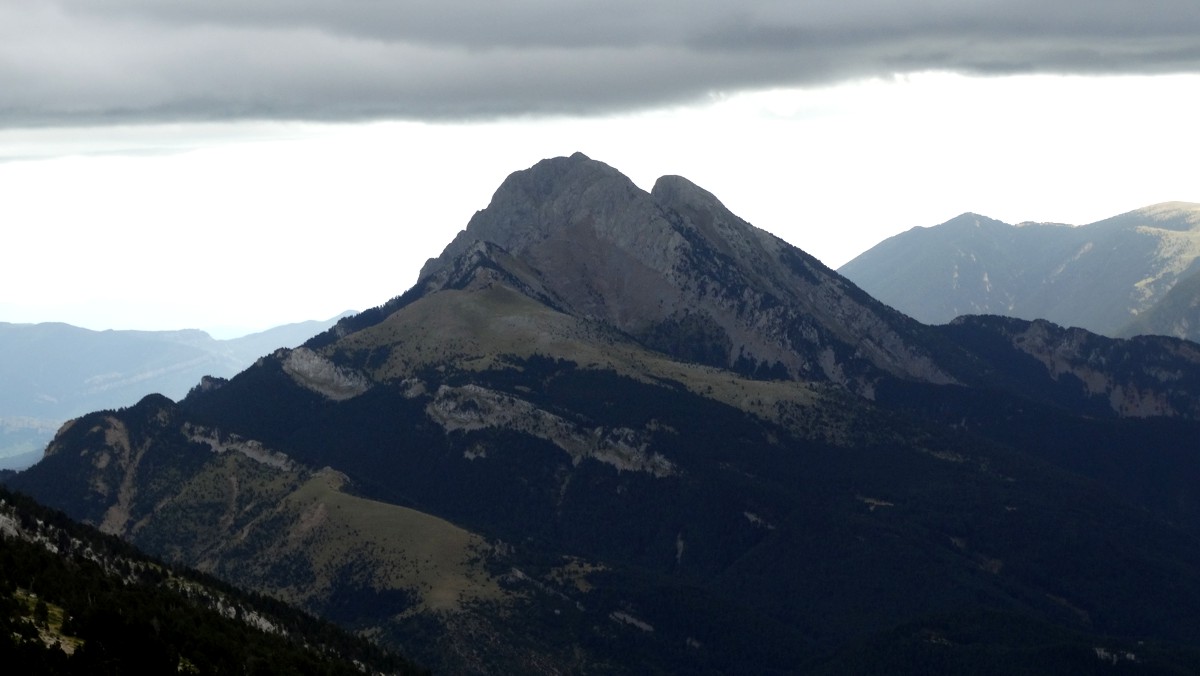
[415,153,958,392]
[838,203,1200,340]
[1123,266,1200,339]
[0,486,423,673]
[8,154,1200,674]
[0,314,349,469]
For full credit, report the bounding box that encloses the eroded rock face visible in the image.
[426,383,676,477]
[282,347,370,400]
[34,395,183,536]
[96,416,139,535]
[1014,320,1200,417]
[951,315,1200,418]
[184,423,297,471]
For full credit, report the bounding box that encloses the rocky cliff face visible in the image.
[944,315,1200,418]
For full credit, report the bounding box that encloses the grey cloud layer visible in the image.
[3,1,1199,126]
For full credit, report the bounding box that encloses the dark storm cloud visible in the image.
[2,0,1198,126]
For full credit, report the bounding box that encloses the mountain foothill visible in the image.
[6,153,1200,674]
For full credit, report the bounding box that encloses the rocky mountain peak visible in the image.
[424,155,782,294]
[419,152,649,280]
[650,173,722,212]
[650,173,785,270]
[410,154,957,391]
[939,212,1012,232]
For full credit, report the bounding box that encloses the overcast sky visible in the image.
[2,1,1199,337]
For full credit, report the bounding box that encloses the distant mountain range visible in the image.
[7,155,1200,674]
[838,202,1200,340]
[0,315,348,469]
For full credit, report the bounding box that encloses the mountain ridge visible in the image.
[839,202,1200,341]
[9,155,1200,674]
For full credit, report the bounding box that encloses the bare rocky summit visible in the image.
[423,152,954,393]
